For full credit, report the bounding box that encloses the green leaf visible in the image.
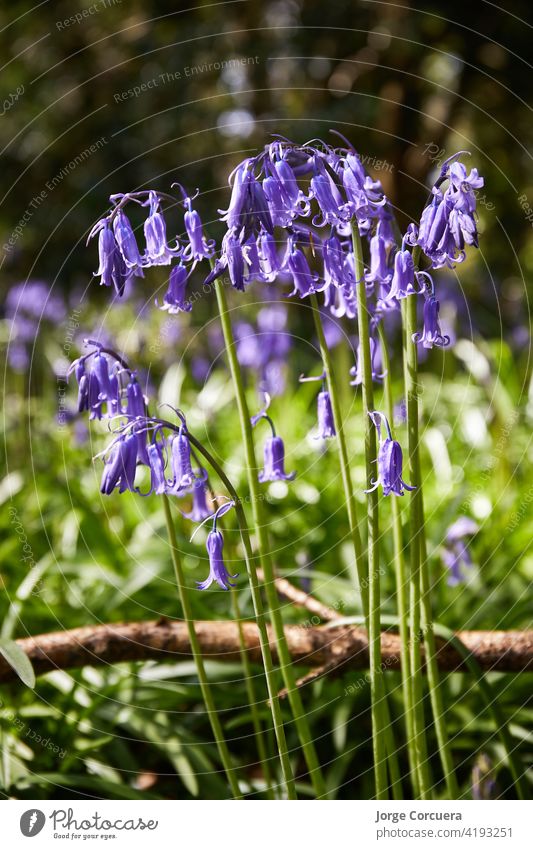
[0,639,35,689]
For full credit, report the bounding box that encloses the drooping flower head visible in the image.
[196,500,238,591]
[68,341,143,422]
[316,390,336,439]
[157,263,191,314]
[142,191,182,265]
[167,426,197,494]
[112,207,145,272]
[99,432,138,495]
[183,470,214,522]
[299,372,336,439]
[413,291,450,349]
[259,435,295,483]
[366,411,414,496]
[251,393,295,483]
[170,184,215,264]
[88,217,133,296]
[417,152,484,268]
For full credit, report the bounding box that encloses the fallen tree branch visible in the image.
[257,568,342,622]
[0,620,531,685]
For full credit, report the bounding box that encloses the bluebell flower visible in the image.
[366,223,396,306]
[366,411,414,496]
[262,174,294,227]
[441,517,478,586]
[385,248,420,301]
[255,230,280,281]
[299,372,336,439]
[241,235,268,284]
[447,161,484,208]
[263,148,309,223]
[417,155,484,268]
[196,501,238,591]
[310,164,351,228]
[413,294,450,349]
[259,436,295,482]
[93,222,117,288]
[205,229,246,291]
[183,197,215,263]
[339,150,386,232]
[220,161,273,237]
[110,250,132,297]
[197,529,238,591]
[70,348,115,420]
[366,229,391,286]
[323,279,357,318]
[112,209,145,274]
[91,350,114,401]
[167,428,196,493]
[219,159,254,231]
[317,390,336,439]
[69,343,143,422]
[88,219,131,296]
[272,156,301,206]
[76,366,103,420]
[143,191,181,265]
[157,264,191,313]
[183,472,213,522]
[251,394,295,482]
[125,378,146,418]
[146,438,167,495]
[284,237,318,298]
[100,433,138,494]
[322,234,354,291]
[247,179,274,235]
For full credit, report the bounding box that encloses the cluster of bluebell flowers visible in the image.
[78,135,484,589]
[69,344,244,590]
[87,138,483,355]
[87,137,483,403]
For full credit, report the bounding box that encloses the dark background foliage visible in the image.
[1,0,531,338]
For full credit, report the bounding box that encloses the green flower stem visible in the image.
[402,244,459,798]
[231,586,276,799]
[419,552,459,797]
[401,264,458,797]
[310,293,401,799]
[214,278,327,798]
[382,680,404,800]
[161,494,242,799]
[350,225,388,799]
[377,320,419,797]
[186,431,297,799]
[401,287,432,799]
[308,296,366,609]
